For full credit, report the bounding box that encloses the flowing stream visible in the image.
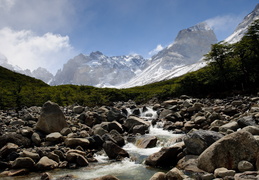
[2,107,184,180]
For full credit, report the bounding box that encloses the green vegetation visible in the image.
[1,19,258,109]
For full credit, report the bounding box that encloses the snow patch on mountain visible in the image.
[51,52,147,87]
[118,22,217,88]
[225,3,259,44]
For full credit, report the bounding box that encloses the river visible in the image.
[2,107,184,180]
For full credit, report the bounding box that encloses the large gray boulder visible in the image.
[64,138,90,148]
[123,116,150,131]
[197,130,259,172]
[0,133,31,148]
[103,141,129,160]
[184,130,223,155]
[12,157,35,169]
[36,156,58,170]
[145,142,185,168]
[35,101,68,134]
[149,172,167,180]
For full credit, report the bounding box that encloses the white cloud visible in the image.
[0,0,75,34]
[0,0,16,10]
[205,14,244,41]
[0,27,77,74]
[148,44,164,56]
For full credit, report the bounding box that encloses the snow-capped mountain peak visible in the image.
[51,52,147,87]
[225,3,259,44]
[187,22,212,32]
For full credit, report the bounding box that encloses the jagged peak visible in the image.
[187,22,212,32]
[90,51,103,57]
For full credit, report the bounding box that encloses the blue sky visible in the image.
[0,0,258,73]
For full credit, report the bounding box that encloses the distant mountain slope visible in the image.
[51,52,147,87]
[119,22,217,88]
[0,53,53,84]
[225,3,259,43]
[0,65,48,87]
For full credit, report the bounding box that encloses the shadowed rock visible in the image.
[35,101,68,134]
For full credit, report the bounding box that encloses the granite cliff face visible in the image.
[51,52,147,87]
[51,22,217,87]
[120,22,217,88]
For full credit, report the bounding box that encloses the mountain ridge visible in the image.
[0,3,258,88]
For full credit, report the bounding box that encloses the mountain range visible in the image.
[1,3,258,88]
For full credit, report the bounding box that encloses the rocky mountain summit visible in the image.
[50,21,217,88]
[120,22,217,88]
[51,52,147,87]
[1,94,259,179]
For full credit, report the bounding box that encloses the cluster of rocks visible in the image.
[0,94,259,180]
[146,94,259,180]
[0,100,153,179]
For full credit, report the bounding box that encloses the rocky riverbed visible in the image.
[1,94,259,180]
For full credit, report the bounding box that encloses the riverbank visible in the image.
[1,94,259,179]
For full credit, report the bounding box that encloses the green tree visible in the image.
[204,42,233,89]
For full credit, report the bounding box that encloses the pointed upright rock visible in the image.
[35,101,68,134]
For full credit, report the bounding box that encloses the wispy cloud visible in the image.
[0,28,77,74]
[0,0,75,34]
[148,44,164,56]
[205,14,244,41]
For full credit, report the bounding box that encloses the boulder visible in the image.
[36,156,58,170]
[242,126,259,135]
[214,167,235,178]
[0,143,18,158]
[219,121,239,132]
[109,130,125,147]
[46,132,63,143]
[149,172,166,180]
[234,171,259,180]
[103,141,129,160]
[159,109,173,120]
[20,150,40,162]
[108,121,124,133]
[145,142,185,168]
[197,130,259,172]
[107,108,125,122]
[176,155,204,173]
[31,132,41,146]
[136,136,157,148]
[132,124,149,135]
[20,127,34,137]
[12,157,35,169]
[35,101,68,134]
[47,152,60,163]
[0,133,31,148]
[73,106,84,114]
[66,152,88,167]
[60,127,72,136]
[123,116,150,131]
[184,130,223,155]
[64,138,90,148]
[238,160,254,172]
[166,167,187,180]
[237,116,256,128]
